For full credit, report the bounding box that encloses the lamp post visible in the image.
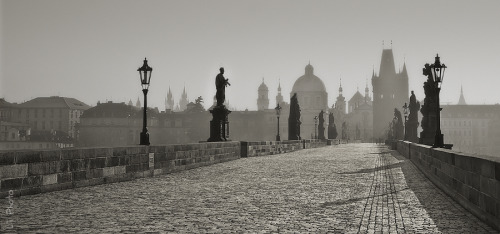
[275,103,282,141]
[314,116,318,139]
[430,54,446,148]
[137,58,152,145]
[403,102,408,141]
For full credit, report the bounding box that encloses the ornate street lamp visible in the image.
[275,103,282,141]
[137,58,153,145]
[403,102,408,141]
[314,116,318,139]
[430,54,446,148]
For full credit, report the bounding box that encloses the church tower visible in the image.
[179,86,188,111]
[166,86,174,110]
[372,48,409,139]
[276,79,284,106]
[257,78,269,111]
[458,85,467,105]
[365,80,371,103]
[135,97,141,108]
[335,79,346,114]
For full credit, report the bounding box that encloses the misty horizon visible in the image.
[2,0,500,110]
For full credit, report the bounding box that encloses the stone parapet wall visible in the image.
[0,142,241,197]
[303,139,329,149]
[396,141,500,231]
[241,140,303,157]
[241,139,331,158]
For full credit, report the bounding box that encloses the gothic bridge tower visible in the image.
[372,48,409,139]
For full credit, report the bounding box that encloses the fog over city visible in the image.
[2,0,500,110]
[3,1,500,233]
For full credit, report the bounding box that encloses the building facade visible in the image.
[441,105,500,156]
[10,96,89,142]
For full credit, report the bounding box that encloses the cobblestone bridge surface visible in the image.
[2,144,498,233]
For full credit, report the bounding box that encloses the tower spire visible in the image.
[339,77,343,95]
[458,85,467,105]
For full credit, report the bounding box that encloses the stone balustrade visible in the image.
[396,140,500,231]
[0,139,337,197]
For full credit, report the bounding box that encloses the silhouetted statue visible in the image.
[318,110,325,140]
[288,93,301,140]
[215,67,230,106]
[328,113,338,139]
[356,124,361,140]
[393,108,404,140]
[419,63,438,145]
[208,68,231,142]
[407,91,420,142]
[341,122,347,140]
[387,121,394,141]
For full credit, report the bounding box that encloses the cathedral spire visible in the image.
[339,77,343,95]
[365,79,370,103]
[276,78,283,105]
[458,85,467,105]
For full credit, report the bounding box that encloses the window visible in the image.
[42,121,46,130]
[43,109,46,118]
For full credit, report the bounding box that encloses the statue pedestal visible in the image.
[207,105,231,142]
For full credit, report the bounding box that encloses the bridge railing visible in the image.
[0,139,339,197]
[395,140,500,231]
[0,142,241,198]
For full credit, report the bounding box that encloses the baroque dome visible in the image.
[291,64,327,93]
[258,79,268,91]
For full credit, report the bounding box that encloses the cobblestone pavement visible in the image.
[1,144,497,233]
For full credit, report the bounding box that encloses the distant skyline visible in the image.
[2,0,500,110]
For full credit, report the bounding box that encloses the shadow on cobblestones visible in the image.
[392,151,497,233]
[338,161,403,175]
[2,144,497,233]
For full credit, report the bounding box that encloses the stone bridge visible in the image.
[0,142,499,233]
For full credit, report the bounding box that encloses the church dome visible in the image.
[291,64,327,93]
[258,78,268,91]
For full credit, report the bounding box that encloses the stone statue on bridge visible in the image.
[318,110,325,140]
[407,91,420,143]
[328,113,338,139]
[420,63,438,145]
[208,67,231,142]
[288,93,301,140]
[215,67,230,107]
[393,108,404,140]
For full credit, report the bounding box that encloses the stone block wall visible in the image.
[241,140,303,157]
[396,141,500,231]
[303,139,329,149]
[0,142,240,197]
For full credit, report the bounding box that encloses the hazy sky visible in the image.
[1,0,500,110]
